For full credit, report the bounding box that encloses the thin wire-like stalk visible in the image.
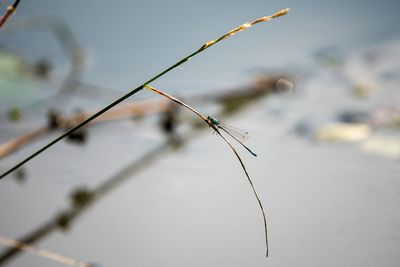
[0,8,289,180]
[145,85,208,122]
[145,85,269,257]
[0,0,21,29]
[215,131,269,257]
[0,235,92,267]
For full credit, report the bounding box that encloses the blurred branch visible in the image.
[0,127,47,159]
[0,76,280,159]
[0,78,277,265]
[0,235,91,267]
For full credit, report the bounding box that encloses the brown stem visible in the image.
[0,0,22,30]
[0,235,91,267]
[145,85,269,257]
[215,129,269,257]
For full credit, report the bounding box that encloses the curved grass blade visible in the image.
[145,85,268,257]
[213,128,268,257]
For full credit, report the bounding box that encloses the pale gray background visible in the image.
[0,1,400,267]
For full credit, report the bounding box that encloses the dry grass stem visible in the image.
[145,85,269,257]
[0,8,289,213]
[201,8,289,49]
[0,235,92,267]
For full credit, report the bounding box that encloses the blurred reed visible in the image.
[0,235,92,267]
[0,76,280,264]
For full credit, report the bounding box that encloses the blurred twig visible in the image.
[0,75,277,265]
[0,127,47,159]
[0,76,279,159]
[0,235,91,267]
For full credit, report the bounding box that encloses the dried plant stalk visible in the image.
[145,85,269,257]
[0,235,92,267]
[0,8,289,187]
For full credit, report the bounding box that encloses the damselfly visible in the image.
[207,116,257,157]
[145,85,268,257]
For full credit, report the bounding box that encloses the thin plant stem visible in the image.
[0,0,21,29]
[0,8,289,180]
[145,85,208,121]
[215,130,269,257]
[0,235,92,267]
[145,85,269,257]
[0,95,263,264]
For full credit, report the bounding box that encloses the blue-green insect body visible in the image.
[207,116,257,157]
[207,116,220,126]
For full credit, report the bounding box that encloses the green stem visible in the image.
[0,49,206,180]
[0,9,289,180]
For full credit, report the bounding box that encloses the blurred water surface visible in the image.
[0,1,400,266]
